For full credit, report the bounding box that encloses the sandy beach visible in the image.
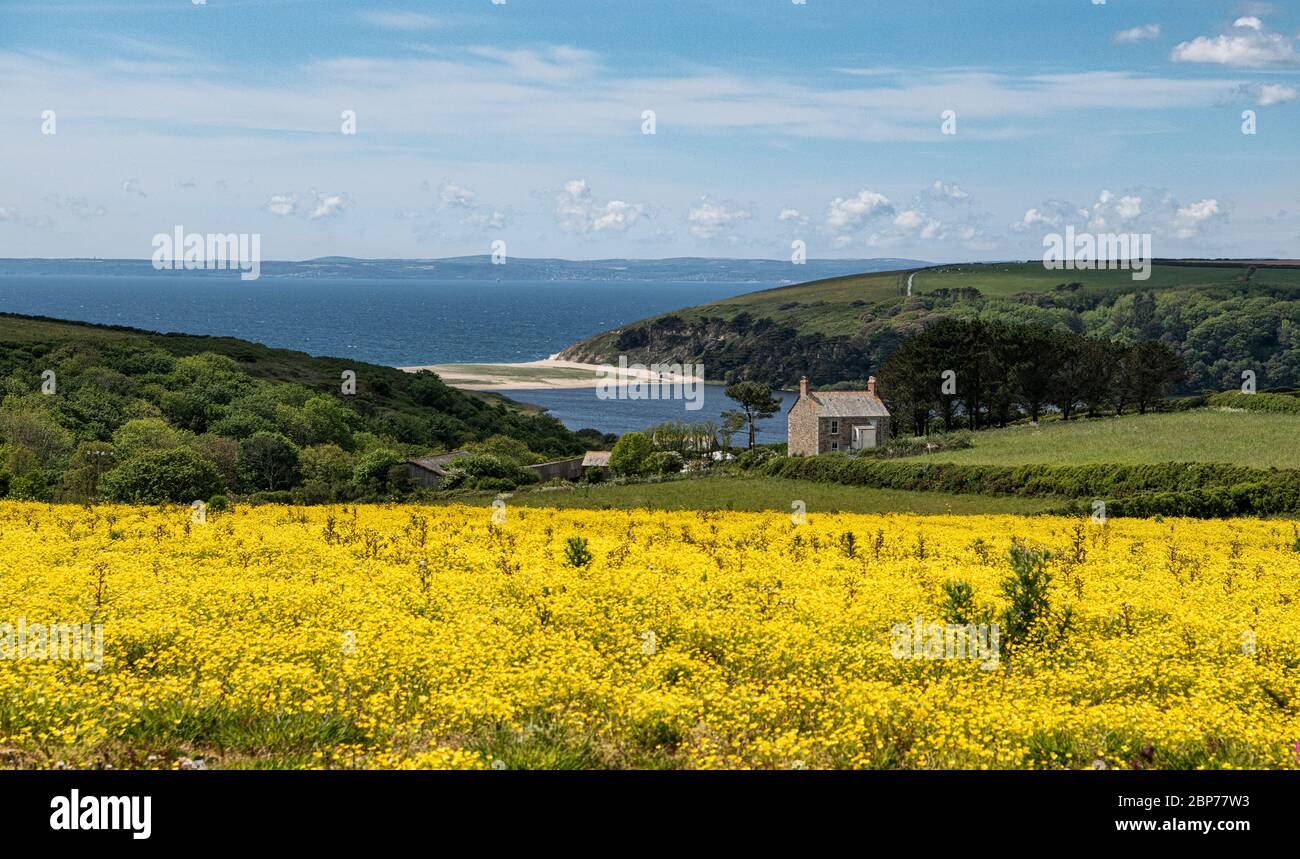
[401,357,706,391]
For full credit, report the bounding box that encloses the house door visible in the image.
[852,424,876,449]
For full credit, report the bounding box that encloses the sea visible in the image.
[0,274,793,441]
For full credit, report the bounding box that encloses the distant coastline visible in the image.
[0,256,929,283]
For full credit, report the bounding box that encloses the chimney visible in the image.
[867,376,877,396]
[799,376,808,398]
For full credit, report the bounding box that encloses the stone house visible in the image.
[786,376,891,456]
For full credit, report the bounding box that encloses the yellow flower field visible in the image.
[0,501,1297,770]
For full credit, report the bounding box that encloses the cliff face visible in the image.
[557,312,906,388]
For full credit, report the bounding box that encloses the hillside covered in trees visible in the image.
[0,314,588,503]
[558,262,1300,394]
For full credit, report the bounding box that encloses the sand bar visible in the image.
[400,357,705,391]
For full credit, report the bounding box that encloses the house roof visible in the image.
[407,449,471,476]
[581,450,612,467]
[800,391,890,417]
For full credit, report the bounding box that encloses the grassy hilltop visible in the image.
[559,261,1300,393]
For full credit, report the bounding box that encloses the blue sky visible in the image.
[1,0,1297,261]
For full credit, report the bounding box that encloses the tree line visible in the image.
[877,318,1185,436]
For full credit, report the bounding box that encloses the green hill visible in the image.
[559,261,1300,393]
[0,313,586,502]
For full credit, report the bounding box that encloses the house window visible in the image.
[831,441,839,451]
[829,420,839,435]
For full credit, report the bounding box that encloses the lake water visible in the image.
[511,385,798,443]
[0,274,789,437]
[0,275,771,366]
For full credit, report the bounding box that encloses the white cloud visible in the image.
[923,180,970,202]
[590,199,643,232]
[360,11,442,31]
[825,189,893,233]
[1235,81,1299,105]
[687,197,751,239]
[461,210,506,230]
[265,193,298,217]
[265,190,350,219]
[1113,24,1161,44]
[0,48,1246,154]
[309,192,350,219]
[778,207,808,225]
[1086,189,1143,232]
[1172,19,1299,67]
[1173,198,1223,238]
[1011,200,1084,232]
[554,180,645,233]
[121,178,146,198]
[1015,189,1227,244]
[437,181,476,209]
[892,209,942,240]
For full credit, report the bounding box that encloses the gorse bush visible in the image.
[940,579,989,626]
[1001,544,1054,646]
[565,536,592,568]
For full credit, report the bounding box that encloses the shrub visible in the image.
[237,432,301,491]
[1000,544,1054,646]
[645,451,685,475]
[940,580,989,626]
[610,432,653,476]
[440,453,538,491]
[7,470,51,501]
[565,536,592,568]
[207,494,230,512]
[733,446,777,469]
[101,448,223,504]
[1207,391,1300,415]
[248,490,294,504]
[351,448,404,494]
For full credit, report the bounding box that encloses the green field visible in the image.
[907,261,1296,298]
[917,408,1300,469]
[686,270,904,336]
[445,475,1058,515]
[656,262,1294,337]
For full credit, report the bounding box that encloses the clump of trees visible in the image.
[878,319,1184,436]
[608,419,724,477]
